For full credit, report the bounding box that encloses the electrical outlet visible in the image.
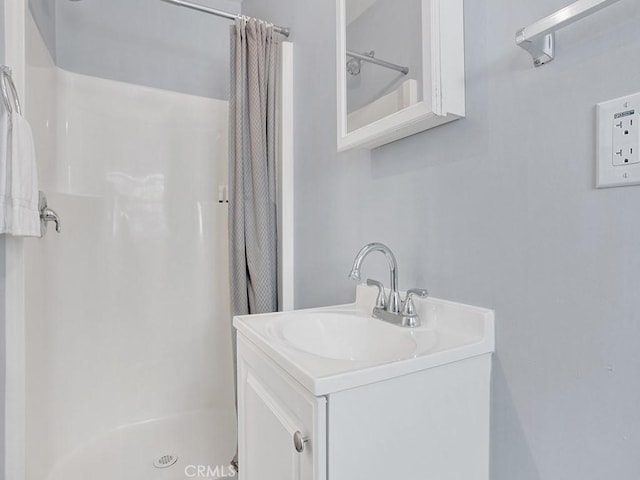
[597,93,640,188]
[612,112,639,166]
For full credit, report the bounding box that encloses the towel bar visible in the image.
[516,0,623,66]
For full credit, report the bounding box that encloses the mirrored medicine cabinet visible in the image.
[336,0,466,151]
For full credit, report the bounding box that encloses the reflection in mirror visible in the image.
[345,0,423,132]
[337,0,465,151]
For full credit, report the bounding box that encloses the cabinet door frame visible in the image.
[237,336,327,480]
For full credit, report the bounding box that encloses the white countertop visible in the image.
[233,285,495,396]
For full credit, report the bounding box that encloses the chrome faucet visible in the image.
[349,242,428,327]
[349,242,402,313]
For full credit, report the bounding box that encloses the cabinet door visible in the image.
[237,336,326,480]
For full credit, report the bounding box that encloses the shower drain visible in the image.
[153,454,178,469]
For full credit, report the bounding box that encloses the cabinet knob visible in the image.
[293,431,308,453]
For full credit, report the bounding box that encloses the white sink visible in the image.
[272,311,423,362]
[234,285,494,395]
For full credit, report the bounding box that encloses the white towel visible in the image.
[0,111,40,237]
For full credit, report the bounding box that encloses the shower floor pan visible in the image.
[47,408,237,480]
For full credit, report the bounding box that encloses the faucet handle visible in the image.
[366,279,387,310]
[407,288,428,298]
[401,288,429,317]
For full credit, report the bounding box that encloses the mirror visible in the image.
[336,0,466,151]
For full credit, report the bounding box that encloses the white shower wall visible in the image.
[24,12,235,479]
[24,12,57,479]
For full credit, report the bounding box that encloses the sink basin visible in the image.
[234,285,494,395]
[276,312,418,362]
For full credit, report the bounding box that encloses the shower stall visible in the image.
[3,1,293,479]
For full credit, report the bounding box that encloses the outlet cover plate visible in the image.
[597,93,640,188]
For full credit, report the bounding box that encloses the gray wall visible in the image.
[1,0,6,474]
[244,0,640,478]
[28,0,55,61]
[0,0,4,57]
[29,0,240,99]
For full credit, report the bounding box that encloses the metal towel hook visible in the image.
[1,65,23,115]
[39,192,61,235]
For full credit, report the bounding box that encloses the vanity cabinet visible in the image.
[237,336,327,480]
[237,334,491,480]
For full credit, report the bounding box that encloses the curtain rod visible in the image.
[160,0,291,38]
[346,50,409,75]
